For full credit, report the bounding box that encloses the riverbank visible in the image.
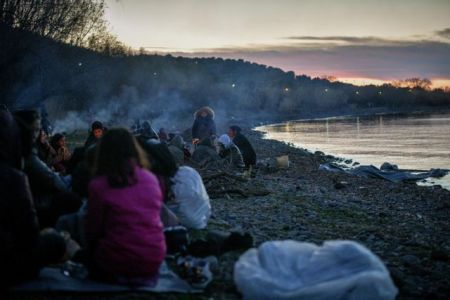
[15,128,450,300]
[203,128,450,299]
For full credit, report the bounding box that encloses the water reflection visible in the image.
[258,113,450,190]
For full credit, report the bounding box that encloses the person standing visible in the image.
[192,106,216,144]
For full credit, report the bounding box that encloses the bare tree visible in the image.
[0,0,120,51]
[392,78,432,90]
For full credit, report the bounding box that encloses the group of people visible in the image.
[0,105,256,291]
[191,106,256,171]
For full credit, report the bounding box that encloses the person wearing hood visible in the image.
[217,134,245,169]
[0,109,66,290]
[192,106,216,144]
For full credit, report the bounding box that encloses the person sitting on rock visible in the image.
[192,106,216,145]
[228,126,256,171]
[50,133,71,174]
[217,134,245,170]
[84,121,105,149]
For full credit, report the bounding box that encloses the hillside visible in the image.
[1,24,449,132]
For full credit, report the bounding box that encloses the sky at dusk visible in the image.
[105,0,450,87]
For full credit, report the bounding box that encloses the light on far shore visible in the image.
[231,83,236,88]
[284,87,289,92]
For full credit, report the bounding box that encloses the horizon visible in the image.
[105,0,450,88]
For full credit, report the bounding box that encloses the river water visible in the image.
[256,113,450,190]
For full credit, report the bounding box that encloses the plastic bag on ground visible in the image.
[169,166,211,229]
[234,240,398,300]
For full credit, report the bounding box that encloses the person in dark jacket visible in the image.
[192,106,216,144]
[140,121,159,140]
[228,126,257,169]
[84,121,104,149]
[36,129,57,167]
[14,110,81,227]
[0,109,65,290]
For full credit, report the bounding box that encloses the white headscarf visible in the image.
[218,134,232,149]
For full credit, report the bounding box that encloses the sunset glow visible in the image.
[105,0,450,87]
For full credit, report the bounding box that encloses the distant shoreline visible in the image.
[254,107,450,128]
[253,111,450,191]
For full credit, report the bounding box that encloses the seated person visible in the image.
[36,129,56,167]
[0,109,66,289]
[14,110,81,227]
[138,138,209,230]
[84,121,104,148]
[228,125,257,169]
[158,128,168,142]
[191,137,221,167]
[86,128,166,284]
[168,135,186,165]
[217,134,245,169]
[50,133,71,174]
[139,121,159,140]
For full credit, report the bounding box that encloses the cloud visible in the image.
[283,35,401,45]
[160,29,449,81]
[170,41,450,80]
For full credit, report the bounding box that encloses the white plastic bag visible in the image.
[234,240,398,300]
[169,166,211,229]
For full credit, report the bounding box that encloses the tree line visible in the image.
[0,1,449,126]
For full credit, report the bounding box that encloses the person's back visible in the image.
[88,167,165,278]
[86,128,166,281]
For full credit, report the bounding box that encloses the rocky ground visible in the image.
[12,129,450,300]
[202,129,450,299]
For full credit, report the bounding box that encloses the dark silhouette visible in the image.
[192,107,216,143]
[228,126,257,168]
[0,109,65,290]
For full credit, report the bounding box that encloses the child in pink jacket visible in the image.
[86,128,166,283]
